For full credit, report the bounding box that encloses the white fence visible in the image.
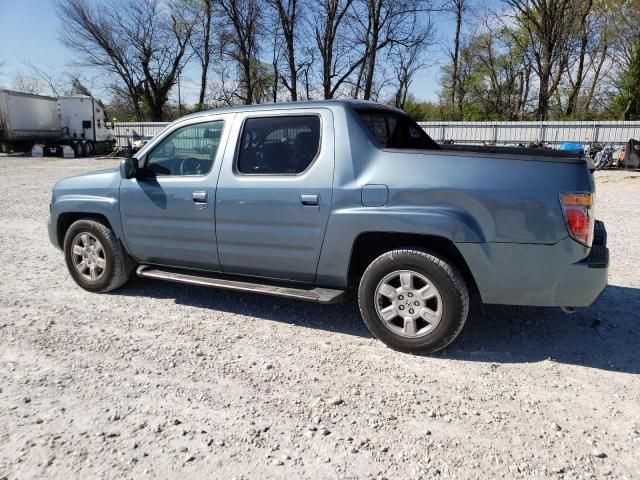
[417,120,640,146]
[112,122,169,147]
[112,120,640,148]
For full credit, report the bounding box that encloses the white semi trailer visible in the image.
[0,89,115,156]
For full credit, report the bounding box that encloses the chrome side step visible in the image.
[136,265,348,304]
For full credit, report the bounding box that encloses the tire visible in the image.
[63,219,132,293]
[358,249,469,354]
[73,142,82,158]
[593,154,602,170]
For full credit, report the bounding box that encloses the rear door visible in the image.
[215,109,334,283]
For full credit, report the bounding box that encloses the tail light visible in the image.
[560,193,594,246]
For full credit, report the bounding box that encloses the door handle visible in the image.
[300,193,319,206]
[193,191,208,209]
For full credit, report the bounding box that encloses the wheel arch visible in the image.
[347,231,478,294]
[56,212,114,249]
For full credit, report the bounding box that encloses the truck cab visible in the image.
[58,96,113,143]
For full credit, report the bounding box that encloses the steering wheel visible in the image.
[179,157,202,175]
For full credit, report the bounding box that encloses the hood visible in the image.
[66,166,119,178]
[52,166,121,197]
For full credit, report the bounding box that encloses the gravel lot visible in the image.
[0,155,639,480]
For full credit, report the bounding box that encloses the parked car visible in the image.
[48,100,609,353]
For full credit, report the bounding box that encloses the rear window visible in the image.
[357,110,439,150]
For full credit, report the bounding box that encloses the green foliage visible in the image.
[432,0,637,121]
[438,28,530,121]
[400,99,427,121]
[399,97,458,121]
[613,38,640,120]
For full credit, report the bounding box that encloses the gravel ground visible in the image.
[0,155,639,480]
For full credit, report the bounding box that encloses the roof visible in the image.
[0,89,58,101]
[59,95,94,100]
[177,99,401,122]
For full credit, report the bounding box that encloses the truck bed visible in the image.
[439,144,585,163]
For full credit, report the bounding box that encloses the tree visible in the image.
[188,0,215,108]
[444,0,468,117]
[349,0,431,101]
[266,0,302,101]
[473,21,534,120]
[609,0,640,119]
[391,21,434,109]
[435,0,632,120]
[583,6,612,114]
[392,43,425,109]
[503,0,573,120]
[437,18,535,121]
[207,62,243,106]
[58,0,196,120]
[312,0,357,99]
[218,0,264,104]
[563,0,593,116]
[11,73,46,95]
[614,39,640,119]
[11,63,68,97]
[9,64,82,97]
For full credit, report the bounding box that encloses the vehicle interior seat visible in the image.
[293,131,319,172]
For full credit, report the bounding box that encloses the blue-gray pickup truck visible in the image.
[48,100,609,353]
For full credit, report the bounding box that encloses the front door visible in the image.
[119,117,231,271]
[215,110,334,283]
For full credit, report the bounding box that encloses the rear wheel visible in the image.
[358,249,469,354]
[63,219,131,292]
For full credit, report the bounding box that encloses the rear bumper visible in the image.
[550,221,608,306]
[457,221,609,307]
[586,220,609,268]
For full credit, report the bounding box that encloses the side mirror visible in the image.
[120,157,138,179]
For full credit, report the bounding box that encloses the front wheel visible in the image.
[63,219,131,293]
[358,249,469,354]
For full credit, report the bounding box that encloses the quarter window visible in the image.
[237,116,321,174]
[357,110,439,150]
[145,121,224,176]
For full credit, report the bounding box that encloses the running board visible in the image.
[136,265,348,304]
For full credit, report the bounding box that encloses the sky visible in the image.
[0,0,68,80]
[0,0,457,104]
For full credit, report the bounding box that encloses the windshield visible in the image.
[356,109,439,150]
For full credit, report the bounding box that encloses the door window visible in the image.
[145,121,224,176]
[237,116,321,174]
